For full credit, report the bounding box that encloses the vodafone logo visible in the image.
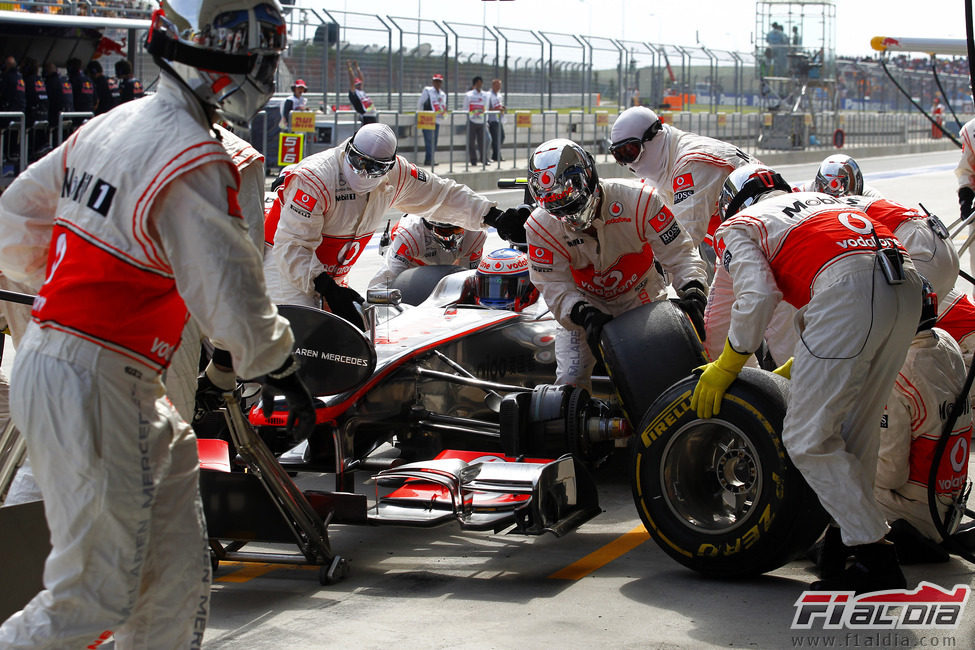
[339,241,361,263]
[673,172,694,190]
[295,191,318,211]
[950,437,969,473]
[538,170,556,189]
[592,270,623,290]
[609,201,623,217]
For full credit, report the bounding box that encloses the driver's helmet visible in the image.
[475,248,539,312]
[718,164,791,221]
[527,139,600,231]
[813,154,863,197]
[147,0,287,127]
[422,218,464,252]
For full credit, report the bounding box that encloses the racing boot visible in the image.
[887,519,949,565]
[811,540,907,594]
[813,525,851,579]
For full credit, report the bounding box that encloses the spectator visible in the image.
[463,75,487,166]
[114,58,144,103]
[347,60,377,125]
[86,59,115,115]
[765,22,788,76]
[279,78,307,130]
[417,72,446,166]
[487,78,505,163]
[66,57,94,113]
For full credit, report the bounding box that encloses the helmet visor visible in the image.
[428,222,463,250]
[476,273,532,307]
[347,141,396,177]
[609,138,644,165]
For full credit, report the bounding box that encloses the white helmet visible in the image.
[718,164,791,220]
[813,154,863,197]
[527,139,600,231]
[422,219,464,252]
[147,0,287,127]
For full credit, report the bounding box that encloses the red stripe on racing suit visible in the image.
[32,224,187,371]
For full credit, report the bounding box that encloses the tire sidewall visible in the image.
[630,370,812,577]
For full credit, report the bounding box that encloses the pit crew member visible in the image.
[954,116,975,273]
[793,154,882,197]
[368,214,486,291]
[263,122,527,328]
[0,2,315,646]
[875,285,972,552]
[525,138,708,391]
[692,164,922,593]
[610,105,797,365]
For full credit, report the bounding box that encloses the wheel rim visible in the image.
[659,419,763,535]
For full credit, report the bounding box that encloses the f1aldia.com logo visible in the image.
[792,582,969,630]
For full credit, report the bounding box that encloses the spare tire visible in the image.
[599,300,706,425]
[390,264,467,306]
[630,368,828,578]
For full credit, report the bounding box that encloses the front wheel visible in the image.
[630,368,827,578]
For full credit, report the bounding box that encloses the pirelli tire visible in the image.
[630,368,828,578]
[598,300,706,426]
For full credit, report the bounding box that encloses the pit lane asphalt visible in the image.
[199,150,975,649]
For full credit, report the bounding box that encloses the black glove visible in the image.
[314,272,365,330]
[260,354,317,443]
[676,280,708,342]
[959,186,975,224]
[570,301,614,356]
[484,205,531,244]
[192,352,237,424]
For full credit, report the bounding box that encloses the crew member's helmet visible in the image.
[527,139,601,231]
[813,154,864,197]
[422,219,464,252]
[147,0,287,127]
[718,163,791,220]
[475,248,539,312]
[918,277,938,333]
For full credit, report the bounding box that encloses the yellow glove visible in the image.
[772,357,793,380]
[690,339,750,419]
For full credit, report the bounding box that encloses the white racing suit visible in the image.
[164,124,267,421]
[264,142,494,306]
[716,191,922,546]
[627,125,797,364]
[0,274,37,504]
[841,195,960,301]
[368,214,486,290]
[526,179,707,389]
[0,74,294,649]
[875,328,972,542]
[954,117,975,274]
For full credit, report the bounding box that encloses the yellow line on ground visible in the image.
[548,525,650,580]
[215,562,316,583]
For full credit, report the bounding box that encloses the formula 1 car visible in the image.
[198,261,829,582]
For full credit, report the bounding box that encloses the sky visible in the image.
[309,0,969,59]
